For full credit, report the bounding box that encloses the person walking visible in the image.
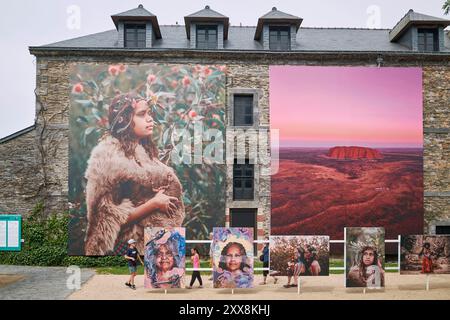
[187,247,203,289]
[259,237,278,285]
[124,239,144,290]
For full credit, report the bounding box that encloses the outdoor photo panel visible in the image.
[401,235,450,275]
[212,227,254,288]
[270,236,330,276]
[68,63,226,255]
[144,227,186,289]
[345,227,385,288]
[270,66,423,244]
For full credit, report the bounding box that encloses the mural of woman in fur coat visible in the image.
[84,93,185,255]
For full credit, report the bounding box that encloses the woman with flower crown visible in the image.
[83,93,185,255]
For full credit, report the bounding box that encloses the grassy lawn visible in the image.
[96,259,399,275]
[329,259,398,274]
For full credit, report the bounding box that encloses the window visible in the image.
[418,29,438,52]
[436,226,450,235]
[233,95,253,126]
[125,24,146,48]
[233,159,254,200]
[269,26,291,51]
[230,208,257,252]
[196,25,218,49]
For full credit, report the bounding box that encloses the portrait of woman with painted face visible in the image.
[212,228,254,288]
[144,228,185,289]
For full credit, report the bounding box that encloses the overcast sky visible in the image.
[0,0,447,139]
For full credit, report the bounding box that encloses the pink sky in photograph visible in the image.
[270,66,423,148]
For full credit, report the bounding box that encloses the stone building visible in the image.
[1,5,449,247]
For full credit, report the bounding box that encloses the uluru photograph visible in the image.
[270,66,424,240]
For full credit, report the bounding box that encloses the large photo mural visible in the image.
[68,63,226,255]
[270,66,423,241]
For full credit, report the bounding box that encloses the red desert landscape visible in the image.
[271,146,423,240]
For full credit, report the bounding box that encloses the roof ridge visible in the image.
[299,26,391,30]
[159,25,391,30]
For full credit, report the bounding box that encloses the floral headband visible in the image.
[110,94,145,134]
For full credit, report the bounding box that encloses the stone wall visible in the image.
[1,51,448,239]
[0,128,43,214]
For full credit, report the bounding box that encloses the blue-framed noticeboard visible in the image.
[0,215,22,251]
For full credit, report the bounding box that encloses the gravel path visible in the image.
[0,265,95,300]
[68,273,450,300]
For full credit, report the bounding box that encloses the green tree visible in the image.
[444,0,450,14]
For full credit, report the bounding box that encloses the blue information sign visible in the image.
[0,214,22,251]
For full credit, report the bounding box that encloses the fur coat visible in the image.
[84,135,185,255]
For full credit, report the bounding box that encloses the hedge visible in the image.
[0,203,125,267]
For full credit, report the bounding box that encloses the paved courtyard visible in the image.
[0,265,94,300]
[68,273,450,300]
[1,266,449,300]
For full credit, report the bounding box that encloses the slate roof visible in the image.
[111,5,156,18]
[185,5,228,19]
[390,9,450,41]
[31,8,450,53]
[38,25,450,52]
[259,7,301,20]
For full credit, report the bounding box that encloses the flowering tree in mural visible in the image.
[68,63,226,255]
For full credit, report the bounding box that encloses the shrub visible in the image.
[0,203,125,267]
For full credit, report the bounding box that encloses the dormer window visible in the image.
[269,26,291,51]
[184,6,229,50]
[124,24,146,48]
[254,7,302,51]
[111,4,161,48]
[196,25,218,49]
[389,10,450,52]
[418,28,438,52]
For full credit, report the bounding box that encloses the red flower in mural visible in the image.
[203,67,212,77]
[182,76,191,87]
[147,74,157,84]
[188,110,197,119]
[171,80,179,89]
[72,83,84,94]
[108,65,120,76]
[118,64,127,73]
[218,65,227,73]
